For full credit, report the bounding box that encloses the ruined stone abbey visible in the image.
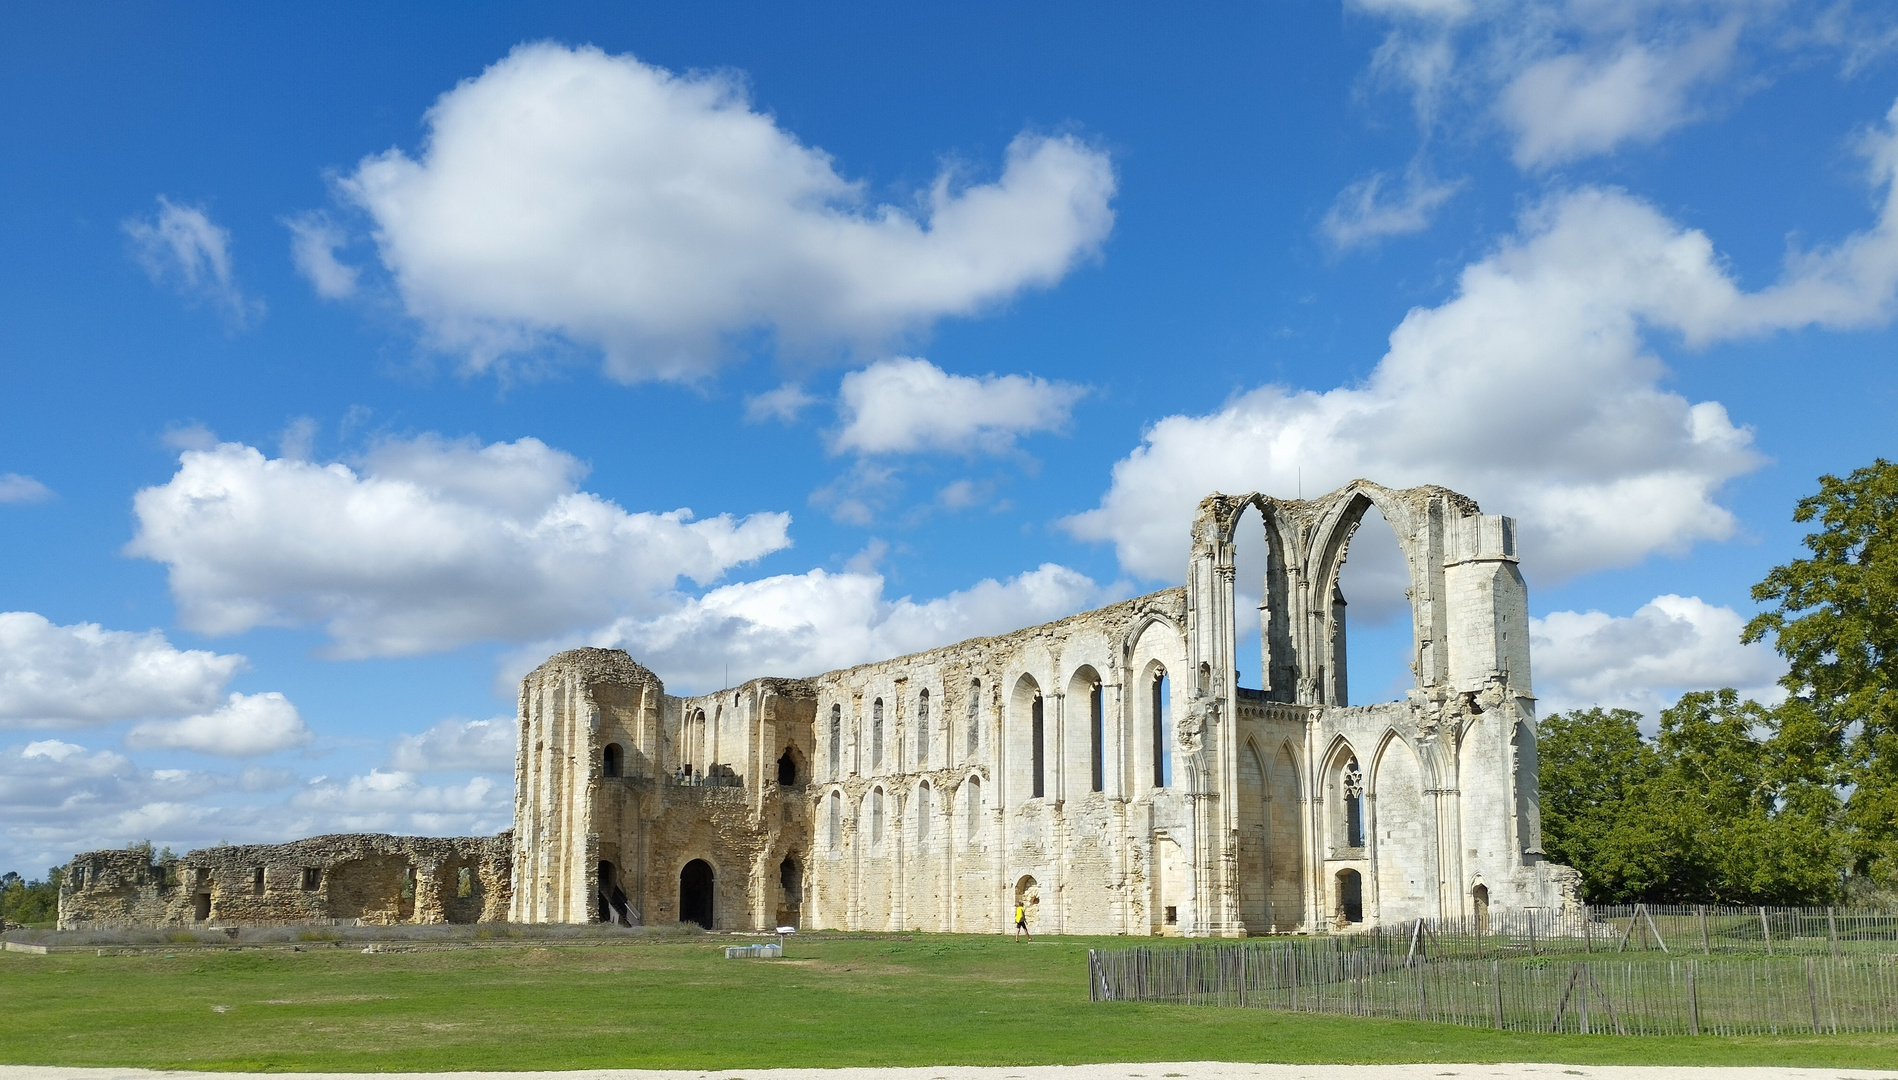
[61,480,1578,937]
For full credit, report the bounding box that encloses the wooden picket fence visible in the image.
[1089,940,1898,1035]
[1345,904,1898,961]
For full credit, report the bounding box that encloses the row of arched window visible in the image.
[828,681,985,779]
[826,667,1176,798]
[826,777,984,850]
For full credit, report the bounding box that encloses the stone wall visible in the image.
[58,832,512,930]
[509,479,1580,937]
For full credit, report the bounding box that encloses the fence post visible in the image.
[1828,907,1840,961]
[1760,907,1773,956]
[1808,957,1821,1034]
[1417,957,1426,1022]
[1699,905,1710,955]
[1643,905,1669,953]
[1528,912,1538,956]
[1578,964,1591,1035]
[1688,960,1699,1036]
[1493,959,1504,1030]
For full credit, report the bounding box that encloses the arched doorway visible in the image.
[777,855,802,928]
[679,859,714,929]
[598,860,631,925]
[1335,869,1363,925]
[1013,875,1040,933]
[777,747,799,786]
[1471,883,1490,936]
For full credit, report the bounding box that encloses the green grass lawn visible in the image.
[2,933,1893,1071]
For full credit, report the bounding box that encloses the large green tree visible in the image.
[1538,694,1845,905]
[1537,707,1669,903]
[1745,458,1898,885]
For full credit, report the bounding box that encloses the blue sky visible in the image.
[4,0,1895,877]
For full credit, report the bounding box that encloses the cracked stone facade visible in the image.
[512,480,1580,936]
[59,480,1576,936]
[58,833,512,930]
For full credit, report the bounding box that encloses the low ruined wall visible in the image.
[58,832,513,930]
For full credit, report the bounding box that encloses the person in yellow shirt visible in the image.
[1013,900,1031,941]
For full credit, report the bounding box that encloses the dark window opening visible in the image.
[252,867,265,895]
[603,743,622,777]
[777,747,798,786]
[916,688,930,767]
[400,865,416,900]
[829,705,842,776]
[1164,905,1178,925]
[679,859,714,929]
[1343,756,1364,848]
[1031,694,1045,799]
[1151,670,1170,788]
[457,866,473,898]
[1089,680,1104,793]
[966,680,980,757]
[193,892,211,921]
[779,856,802,906]
[301,867,321,891]
[871,698,884,768]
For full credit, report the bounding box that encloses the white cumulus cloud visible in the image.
[1322,169,1465,248]
[0,613,244,729]
[123,196,262,328]
[336,43,1116,382]
[126,692,312,758]
[542,562,1115,692]
[285,212,360,299]
[389,717,516,773]
[1352,1,1889,168]
[126,435,792,658]
[0,474,52,504]
[831,357,1085,456]
[1067,112,1898,584]
[1531,594,1786,720]
[1500,18,1743,168]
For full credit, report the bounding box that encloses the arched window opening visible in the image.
[871,698,884,769]
[777,747,798,786]
[966,776,983,841]
[1031,693,1046,799]
[598,860,630,925]
[780,856,802,908]
[916,688,930,768]
[1472,882,1490,935]
[1342,756,1364,848]
[1231,503,1269,691]
[689,709,706,771]
[602,743,622,778]
[1333,503,1417,705]
[679,860,714,930]
[1089,678,1104,793]
[1335,869,1363,924]
[966,680,980,758]
[1198,662,1211,694]
[827,790,842,850]
[828,705,841,778]
[871,786,885,842]
[1151,668,1171,788]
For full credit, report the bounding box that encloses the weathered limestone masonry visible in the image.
[58,833,511,930]
[511,480,1580,937]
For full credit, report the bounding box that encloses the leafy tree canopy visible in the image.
[1745,458,1898,883]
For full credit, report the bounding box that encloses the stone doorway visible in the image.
[1335,868,1363,925]
[679,859,714,929]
